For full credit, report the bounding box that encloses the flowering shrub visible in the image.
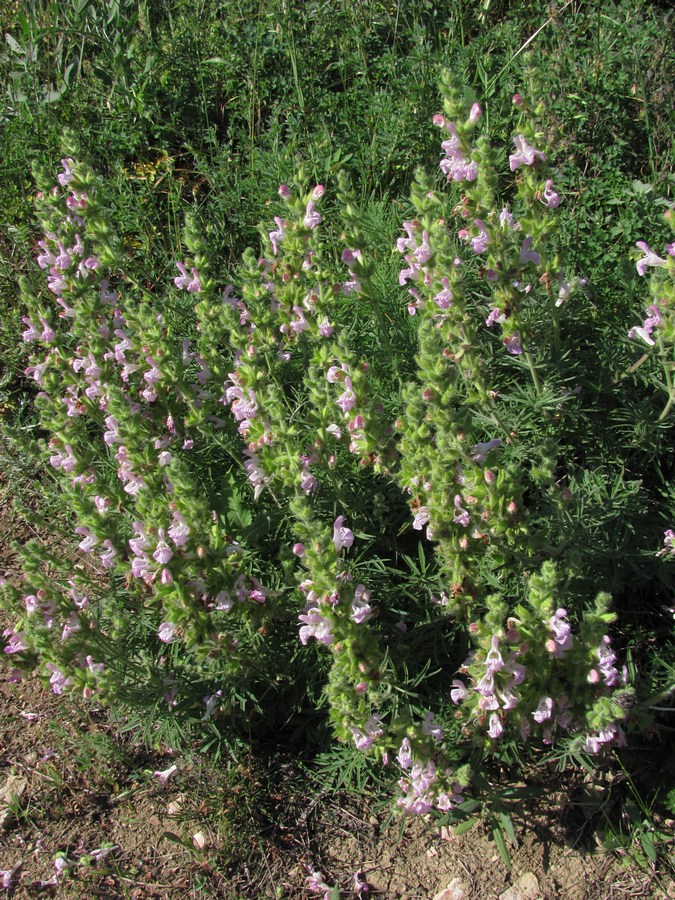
[3,72,673,817]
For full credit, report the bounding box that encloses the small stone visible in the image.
[433,877,468,900]
[167,800,182,815]
[426,846,438,858]
[192,830,208,850]
[499,872,540,900]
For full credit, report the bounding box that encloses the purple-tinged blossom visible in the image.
[99,540,117,568]
[543,179,561,208]
[509,134,546,170]
[488,713,504,739]
[520,236,541,265]
[412,506,430,530]
[486,307,505,328]
[635,241,667,276]
[57,158,75,186]
[629,303,664,347]
[470,439,501,463]
[336,380,356,413]
[422,712,443,741]
[504,333,523,355]
[304,200,322,230]
[434,276,453,309]
[397,737,413,770]
[350,714,383,751]
[153,530,173,565]
[269,217,286,255]
[174,262,201,292]
[305,869,331,897]
[657,529,675,557]
[452,494,470,527]
[298,608,334,645]
[499,206,521,230]
[351,584,374,624]
[546,608,573,657]
[4,630,29,654]
[168,510,190,547]
[243,450,269,501]
[214,591,233,611]
[484,636,505,675]
[45,663,73,694]
[437,120,478,182]
[61,612,80,640]
[471,220,491,254]
[596,635,620,686]
[333,515,354,552]
[318,316,333,336]
[153,764,178,784]
[74,527,99,553]
[36,240,56,269]
[532,697,553,723]
[158,622,176,643]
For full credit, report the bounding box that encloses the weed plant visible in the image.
[0,0,674,856]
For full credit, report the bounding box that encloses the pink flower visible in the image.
[153,530,173,565]
[45,663,73,694]
[471,219,491,254]
[520,236,540,265]
[153,764,177,784]
[509,134,546,171]
[333,515,354,552]
[304,200,322,230]
[543,179,560,208]
[635,241,667,276]
[158,622,176,643]
[532,696,553,723]
[488,713,503,739]
[298,608,334,645]
[504,333,522,355]
[269,216,286,254]
[397,737,413,769]
[351,584,374,624]
[451,679,468,704]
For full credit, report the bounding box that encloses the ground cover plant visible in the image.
[1,0,674,893]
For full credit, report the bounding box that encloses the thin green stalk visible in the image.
[524,349,542,396]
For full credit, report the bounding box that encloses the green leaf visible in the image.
[498,811,516,845]
[452,817,477,836]
[639,831,657,863]
[492,826,511,869]
[5,34,24,55]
